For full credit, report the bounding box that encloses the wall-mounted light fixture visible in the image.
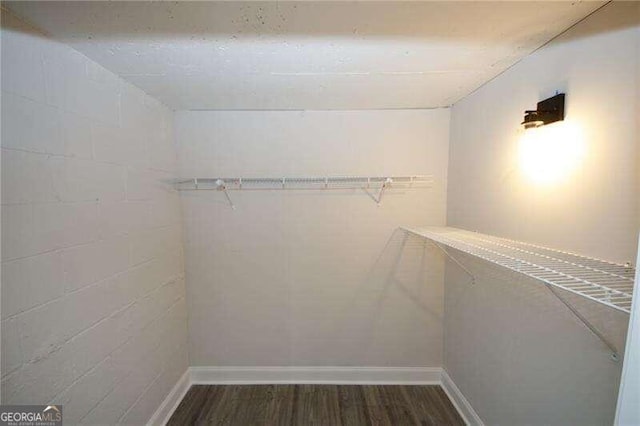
[518,92,584,184]
[521,93,565,129]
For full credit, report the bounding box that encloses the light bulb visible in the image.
[518,121,584,185]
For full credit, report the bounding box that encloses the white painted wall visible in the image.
[445,2,639,425]
[616,235,640,425]
[175,109,450,367]
[1,12,188,424]
[448,2,639,264]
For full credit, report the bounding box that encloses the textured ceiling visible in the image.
[6,1,604,110]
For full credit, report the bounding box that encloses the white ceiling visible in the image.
[6,1,604,110]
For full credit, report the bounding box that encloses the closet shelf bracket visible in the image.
[363,178,393,206]
[427,238,476,285]
[217,179,236,209]
[544,283,620,361]
[401,226,635,362]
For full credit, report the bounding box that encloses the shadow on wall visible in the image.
[327,228,444,365]
[180,183,446,367]
[444,251,629,425]
[447,252,629,354]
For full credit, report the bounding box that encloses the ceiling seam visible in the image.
[448,0,613,108]
[184,107,451,112]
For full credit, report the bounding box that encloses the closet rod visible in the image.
[174,175,433,207]
[174,175,433,190]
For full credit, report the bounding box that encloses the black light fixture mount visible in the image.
[522,93,565,129]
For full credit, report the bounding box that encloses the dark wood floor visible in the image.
[168,385,465,425]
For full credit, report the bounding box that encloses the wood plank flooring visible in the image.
[168,385,465,425]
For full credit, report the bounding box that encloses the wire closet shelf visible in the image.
[174,175,433,207]
[174,175,433,191]
[402,226,635,314]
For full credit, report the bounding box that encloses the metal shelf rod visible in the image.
[174,175,434,208]
[175,175,433,190]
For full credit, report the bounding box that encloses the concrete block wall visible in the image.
[1,11,188,424]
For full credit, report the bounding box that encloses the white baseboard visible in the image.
[147,369,191,426]
[189,366,442,385]
[149,366,480,426]
[441,369,484,426]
